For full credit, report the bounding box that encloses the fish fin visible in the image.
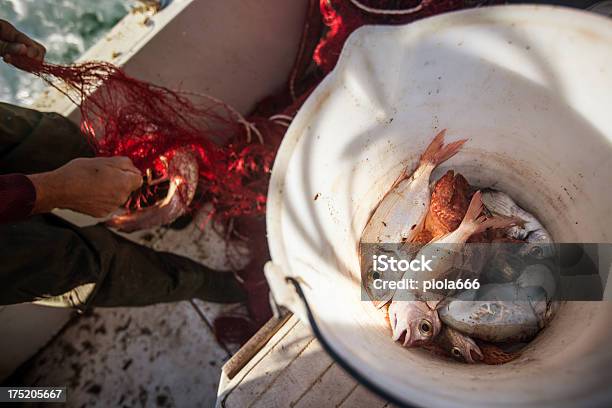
[472,214,522,235]
[468,339,484,363]
[456,191,522,237]
[426,300,441,310]
[373,296,393,309]
[419,129,445,165]
[459,190,485,229]
[481,190,518,218]
[419,129,467,167]
[407,216,428,243]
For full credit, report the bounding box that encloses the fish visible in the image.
[361,130,466,244]
[106,149,199,232]
[411,191,519,288]
[388,191,519,348]
[439,296,541,343]
[516,263,557,302]
[439,264,556,342]
[424,170,472,238]
[383,170,472,349]
[481,189,555,259]
[435,325,483,364]
[388,300,442,347]
[361,130,467,307]
[483,251,526,283]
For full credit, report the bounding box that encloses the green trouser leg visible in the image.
[0,102,244,308]
[0,102,95,174]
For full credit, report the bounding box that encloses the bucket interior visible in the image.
[267,6,612,407]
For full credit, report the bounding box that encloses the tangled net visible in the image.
[314,0,500,73]
[13,57,280,222]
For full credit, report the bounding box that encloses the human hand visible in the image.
[0,19,46,70]
[28,157,143,218]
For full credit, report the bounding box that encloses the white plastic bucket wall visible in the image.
[266,5,612,408]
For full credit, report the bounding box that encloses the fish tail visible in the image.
[419,129,467,167]
[456,191,521,236]
[459,190,485,229]
[472,214,523,235]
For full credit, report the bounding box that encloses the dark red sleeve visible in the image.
[0,174,36,223]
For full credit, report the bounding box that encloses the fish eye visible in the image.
[451,347,463,358]
[530,246,543,258]
[418,319,433,336]
[372,272,380,279]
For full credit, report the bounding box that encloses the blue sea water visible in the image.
[0,0,132,106]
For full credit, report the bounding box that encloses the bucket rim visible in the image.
[265,4,612,407]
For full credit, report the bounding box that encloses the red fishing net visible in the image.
[14,0,499,346]
[12,58,279,221]
[314,0,499,73]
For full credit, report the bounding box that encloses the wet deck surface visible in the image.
[9,214,246,407]
[18,303,228,407]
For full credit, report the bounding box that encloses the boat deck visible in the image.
[9,216,391,407]
[218,315,392,408]
[7,216,246,407]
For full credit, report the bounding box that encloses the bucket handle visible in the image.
[285,276,416,408]
[264,261,304,318]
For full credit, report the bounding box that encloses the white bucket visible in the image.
[265,5,612,408]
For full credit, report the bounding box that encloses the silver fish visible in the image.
[361,130,466,307]
[483,252,525,283]
[516,263,557,301]
[481,189,555,259]
[360,244,412,307]
[106,149,199,232]
[439,264,556,342]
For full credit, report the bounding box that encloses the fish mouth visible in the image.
[391,315,416,347]
[460,341,484,364]
[391,312,404,342]
[468,347,484,363]
[394,327,429,348]
[393,327,413,347]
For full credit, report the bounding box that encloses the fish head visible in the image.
[106,148,199,232]
[519,231,555,260]
[389,300,441,347]
[362,245,413,307]
[447,331,483,364]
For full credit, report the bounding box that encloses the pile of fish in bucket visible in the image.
[360,130,557,364]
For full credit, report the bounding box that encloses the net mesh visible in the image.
[12,57,279,221]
